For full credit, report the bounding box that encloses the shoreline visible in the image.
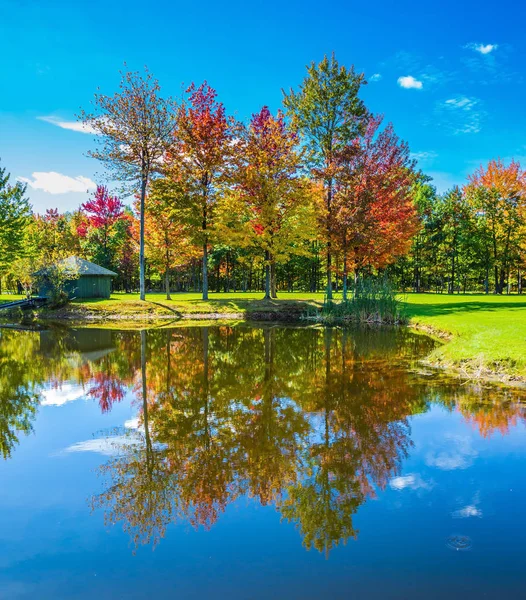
[2,300,526,388]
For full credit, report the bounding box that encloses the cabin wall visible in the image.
[74,276,112,299]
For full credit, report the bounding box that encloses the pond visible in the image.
[1,324,525,599]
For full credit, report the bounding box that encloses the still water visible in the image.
[1,324,525,599]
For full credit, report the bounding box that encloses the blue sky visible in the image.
[1,0,525,213]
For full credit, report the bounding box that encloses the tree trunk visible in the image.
[342,241,348,302]
[450,250,455,294]
[270,259,277,299]
[140,329,153,468]
[264,250,271,300]
[202,185,209,301]
[326,181,333,300]
[499,267,506,295]
[139,173,147,301]
[165,269,171,300]
[202,241,209,300]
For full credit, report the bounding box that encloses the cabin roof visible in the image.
[61,256,117,277]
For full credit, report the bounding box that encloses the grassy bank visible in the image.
[402,293,526,381]
[0,294,24,303]
[45,292,326,321]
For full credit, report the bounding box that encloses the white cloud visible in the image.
[124,416,145,433]
[444,96,477,109]
[370,73,382,82]
[389,473,433,491]
[436,96,485,134]
[41,384,86,406]
[18,172,97,194]
[411,151,438,162]
[465,43,498,55]
[426,435,478,470]
[452,504,483,518]
[397,75,423,89]
[64,436,137,457]
[38,116,99,135]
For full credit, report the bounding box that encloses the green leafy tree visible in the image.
[283,54,368,299]
[0,161,32,293]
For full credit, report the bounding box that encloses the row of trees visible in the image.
[393,160,526,294]
[1,55,525,297]
[0,56,418,299]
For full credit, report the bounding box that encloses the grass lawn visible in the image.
[69,291,328,317]
[401,293,526,377]
[0,294,24,303]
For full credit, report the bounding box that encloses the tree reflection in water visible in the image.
[1,324,526,554]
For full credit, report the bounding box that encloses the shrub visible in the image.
[318,276,406,325]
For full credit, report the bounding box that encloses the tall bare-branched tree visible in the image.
[80,68,176,300]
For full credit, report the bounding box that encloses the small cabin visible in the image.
[39,256,117,299]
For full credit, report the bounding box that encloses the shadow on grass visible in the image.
[149,301,184,318]
[404,300,526,318]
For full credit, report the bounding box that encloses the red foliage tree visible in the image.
[333,115,418,299]
[168,82,234,299]
[81,185,124,231]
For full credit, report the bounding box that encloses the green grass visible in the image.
[0,294,24,304]
[69,291,327,317]
[401,293,526,378]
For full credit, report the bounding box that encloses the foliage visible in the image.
[36,260,79,307]
[166,81,235,300]
[4,59,526,301]
[0,161,32,292]
[234,106,314,298]
[464,159,526,294]
[283,53,368,299]
[78,185,126,270]
[80,67,176,300]
[144,179,196,298]
[332,115,417,298]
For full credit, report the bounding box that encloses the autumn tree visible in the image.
[79,185,125,270]
[167,82,234,300]
[283,54,368,299]
[235,106,313,299]
[465,159,526,294]
[332,115,417,299]
[80,68,176,300]
[144,179,195,299]
[111,210,138,293]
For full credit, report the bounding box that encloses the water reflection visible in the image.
[1,324,525,556]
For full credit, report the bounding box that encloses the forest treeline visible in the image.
[1,55,525,298]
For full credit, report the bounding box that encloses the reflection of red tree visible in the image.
[461,404,526,439]
[88,372,126,413]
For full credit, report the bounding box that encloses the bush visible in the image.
[318,276,406,325]
[35,262,78,308]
